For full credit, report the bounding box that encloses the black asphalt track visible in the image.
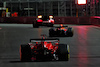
[0,24,100,67]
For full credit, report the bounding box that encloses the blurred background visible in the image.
[0,0,100,17]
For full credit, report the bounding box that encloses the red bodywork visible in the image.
[37,19,54,24]
[37,19,43,22]
[29,41,58,52]
[36,15,54,24]
[29,38,59,61]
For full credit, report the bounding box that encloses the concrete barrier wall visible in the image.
[54,17,78,24]
[78,17,91,24]
[54,17,90,24]
[90,16,100,26]
[0,17,36,24]
[0,16,100,26]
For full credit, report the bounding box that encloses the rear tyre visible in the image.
[57,44,70,61]
[48,24,54,27]
[67,28,74,37]
[50,24,54,27]
[33,22,39,28]
[20,44,31,61]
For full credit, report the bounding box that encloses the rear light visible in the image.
[37,19,43,22]
[38,15,42,18]
[49,19,54,23]
[49,15,53,19]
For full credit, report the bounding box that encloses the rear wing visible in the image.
[53,26,68,28]
[30,38,59,43]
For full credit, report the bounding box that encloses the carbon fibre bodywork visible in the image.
[49,26,74,37]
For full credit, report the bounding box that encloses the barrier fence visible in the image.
[0,16,100,26]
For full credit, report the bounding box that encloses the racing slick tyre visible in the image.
[20,44,31,61]
[49,29,54,37]
[67,28,74,37]
[50,24,54,27]
[57,44,70,61]
[48,24,54,27]
[60,30,65,36]
[33,22,39,28]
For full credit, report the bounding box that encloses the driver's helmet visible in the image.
[60,24,63,27]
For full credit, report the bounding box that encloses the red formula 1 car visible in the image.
[49,24,74,37]
[20,35,70,61]
[33,15,54,28]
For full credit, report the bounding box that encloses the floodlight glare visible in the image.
[78,0,86,4]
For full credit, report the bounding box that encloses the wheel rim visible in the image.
[67,45,70,60]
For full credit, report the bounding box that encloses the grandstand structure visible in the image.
[0,0,100,17]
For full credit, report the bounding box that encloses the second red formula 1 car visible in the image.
[33,15,54,28]
[20,35,70,61]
